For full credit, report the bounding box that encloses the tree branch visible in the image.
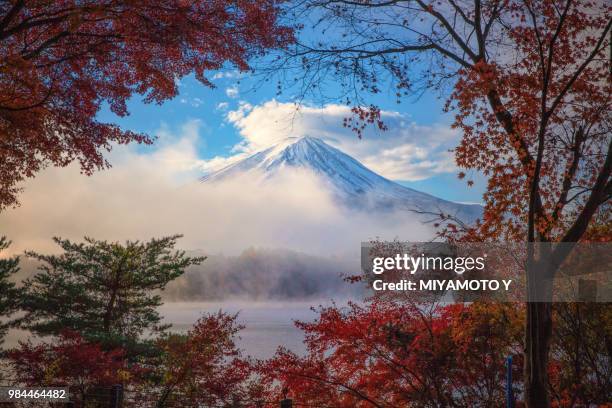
[474,0,485,59]
[547,16,612,117]
[415,0,478,62]
[560,138,612,243]
[448,0,475,26]
[0,0,25,34]
[549,126,584,228]
[22,30,70,60]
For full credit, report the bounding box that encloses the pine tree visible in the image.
[0,237,21,346]
[21,234,204,358]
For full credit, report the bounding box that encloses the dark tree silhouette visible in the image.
[0,237,21,346]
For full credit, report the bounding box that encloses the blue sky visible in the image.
[2,57,487,255]
[96,67,485,204]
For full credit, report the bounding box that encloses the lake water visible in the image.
[158,301,332,359]
[2,300,336,360]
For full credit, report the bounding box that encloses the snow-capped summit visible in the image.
[201,136,481,222]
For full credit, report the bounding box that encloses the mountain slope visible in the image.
[201,136,482,222]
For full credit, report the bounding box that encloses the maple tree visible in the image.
[0,0,293,210]
[134,312,266,408]
[7,330,135,406]
[7,314,267,407]
[271,1,611,406]
[262,300,524,407]
[20,235,204,359]
[263,299,611,407]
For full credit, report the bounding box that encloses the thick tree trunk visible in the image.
[524,251,556,408]
[524,301,553,408]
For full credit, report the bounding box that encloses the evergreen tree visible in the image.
[0,237,21,346]
[21,235,204,358]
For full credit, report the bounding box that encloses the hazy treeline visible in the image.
[164,248,363,301]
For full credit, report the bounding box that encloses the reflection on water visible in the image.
[159,301,332,359]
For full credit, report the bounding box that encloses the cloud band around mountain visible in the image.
[212,100,459,181]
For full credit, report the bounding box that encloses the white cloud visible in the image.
[0,120,433,256]
[179,97,204,108]
[195,153,246,173]
[224,100,459,180]
[225,85,239,98]
[216,102,229,111]
[212,70,243,80]
[191,97,203,108]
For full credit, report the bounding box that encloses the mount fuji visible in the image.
[200,136,482,222]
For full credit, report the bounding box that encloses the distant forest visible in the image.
[164,248,363,300]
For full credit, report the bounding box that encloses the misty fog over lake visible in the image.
[7,248,367,359]
[157,249,368,359]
